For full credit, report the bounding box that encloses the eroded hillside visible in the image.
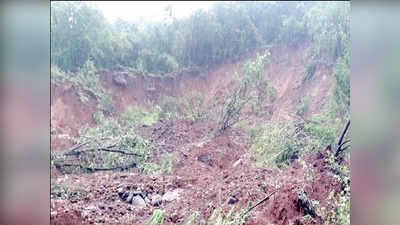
[51,45,333,151]
[49,44,351,225]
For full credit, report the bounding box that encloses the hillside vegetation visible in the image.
[50,2,350,225]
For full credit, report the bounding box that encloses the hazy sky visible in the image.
[93,1,214,23]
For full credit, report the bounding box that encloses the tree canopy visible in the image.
[51,1,349,75]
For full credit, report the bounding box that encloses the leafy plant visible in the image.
[214,50,271,135]
[208,205,250,225]
[141,153,175,175]
[296,96,309,116]
[146,210,166,225]
[51,61,113,113]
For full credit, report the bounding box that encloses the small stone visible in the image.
[117,187,124,195]
[198,153,213,166]
[162,189,183,202]
[133,190,144,198]
[151,194,162,206]
[112,74,128,87]
[227,196,237,204]
[131,196,146,208]
[232,159,242,168]
[126,192,134,203]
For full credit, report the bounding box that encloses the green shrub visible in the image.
[146,210,166,225]
[158,96,180,119]
[251,107,347,168]
[251,122,299,168]
[332,56,350,117]
[141,153,174,175]
[296,96,309,116]
[208,206,249,225]
[302,61,316,84]
[180,91,207,120]
[268,86,277,103]
[215,50,271,134]
[120,105,160,127]
[52,60,114,113]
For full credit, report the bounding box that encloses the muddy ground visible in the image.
[50,45,343,225]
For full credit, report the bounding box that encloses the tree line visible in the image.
[51,1,349,75]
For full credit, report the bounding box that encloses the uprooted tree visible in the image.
[214,49,273,135]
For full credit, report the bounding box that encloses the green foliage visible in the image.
[51,2,349,76]
[51,180,87,200]
[179,91,208,121]
[51,61,113,113]
[251,122,299,168]
[215,50,271,134]
[296,96,309,116]
[146,210,166,225]
[71,111,153,172]
[183,211,200,225]
[321,151,350,225]
[250,125,265,142]
[141,153,174,175]
[304,2,350,67]
[251,108,346,168]
[157,91,207,121]
[146,204,251,225]
[157,96,180,119]
[302,61,316,84]
[120,105,160,127]
[268,86,277,103]
[208,206,249,225]
[332,55,350,118]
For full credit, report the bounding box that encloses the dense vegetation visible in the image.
[51,1,349,76]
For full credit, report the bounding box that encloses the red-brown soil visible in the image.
[50,44,333,150]
[50,118,344,225]
[50,45,340,225]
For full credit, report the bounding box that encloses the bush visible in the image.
[52,60,114,113]
[296,96,309,116]
[215,50,271,134]
[251,106,347,168]
[302,61,316,84]
[51,110,157,174]
[251,122,300,168]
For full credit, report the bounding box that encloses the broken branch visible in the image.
[335,120,350,161]
[245,188,279,214]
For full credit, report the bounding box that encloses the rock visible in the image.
[227,196,237,204]
[112,74,128,87]
[132,190,144,198]
[162,189,183,202]
[232,159,242,168]
[198,153,213,166]
[126,192,134,204]
[117,187,124,195]
[131,196,146,208]
[82,204,97,217]
[144,197,151,204]
[296,189,317,217]
[151,194,162,206]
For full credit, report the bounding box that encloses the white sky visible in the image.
[93,1,215,23]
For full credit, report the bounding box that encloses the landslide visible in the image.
[51,44,333,151]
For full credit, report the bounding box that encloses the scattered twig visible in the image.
[244,188,279,214]
[62,146,143,157]
[54,162,137,172]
